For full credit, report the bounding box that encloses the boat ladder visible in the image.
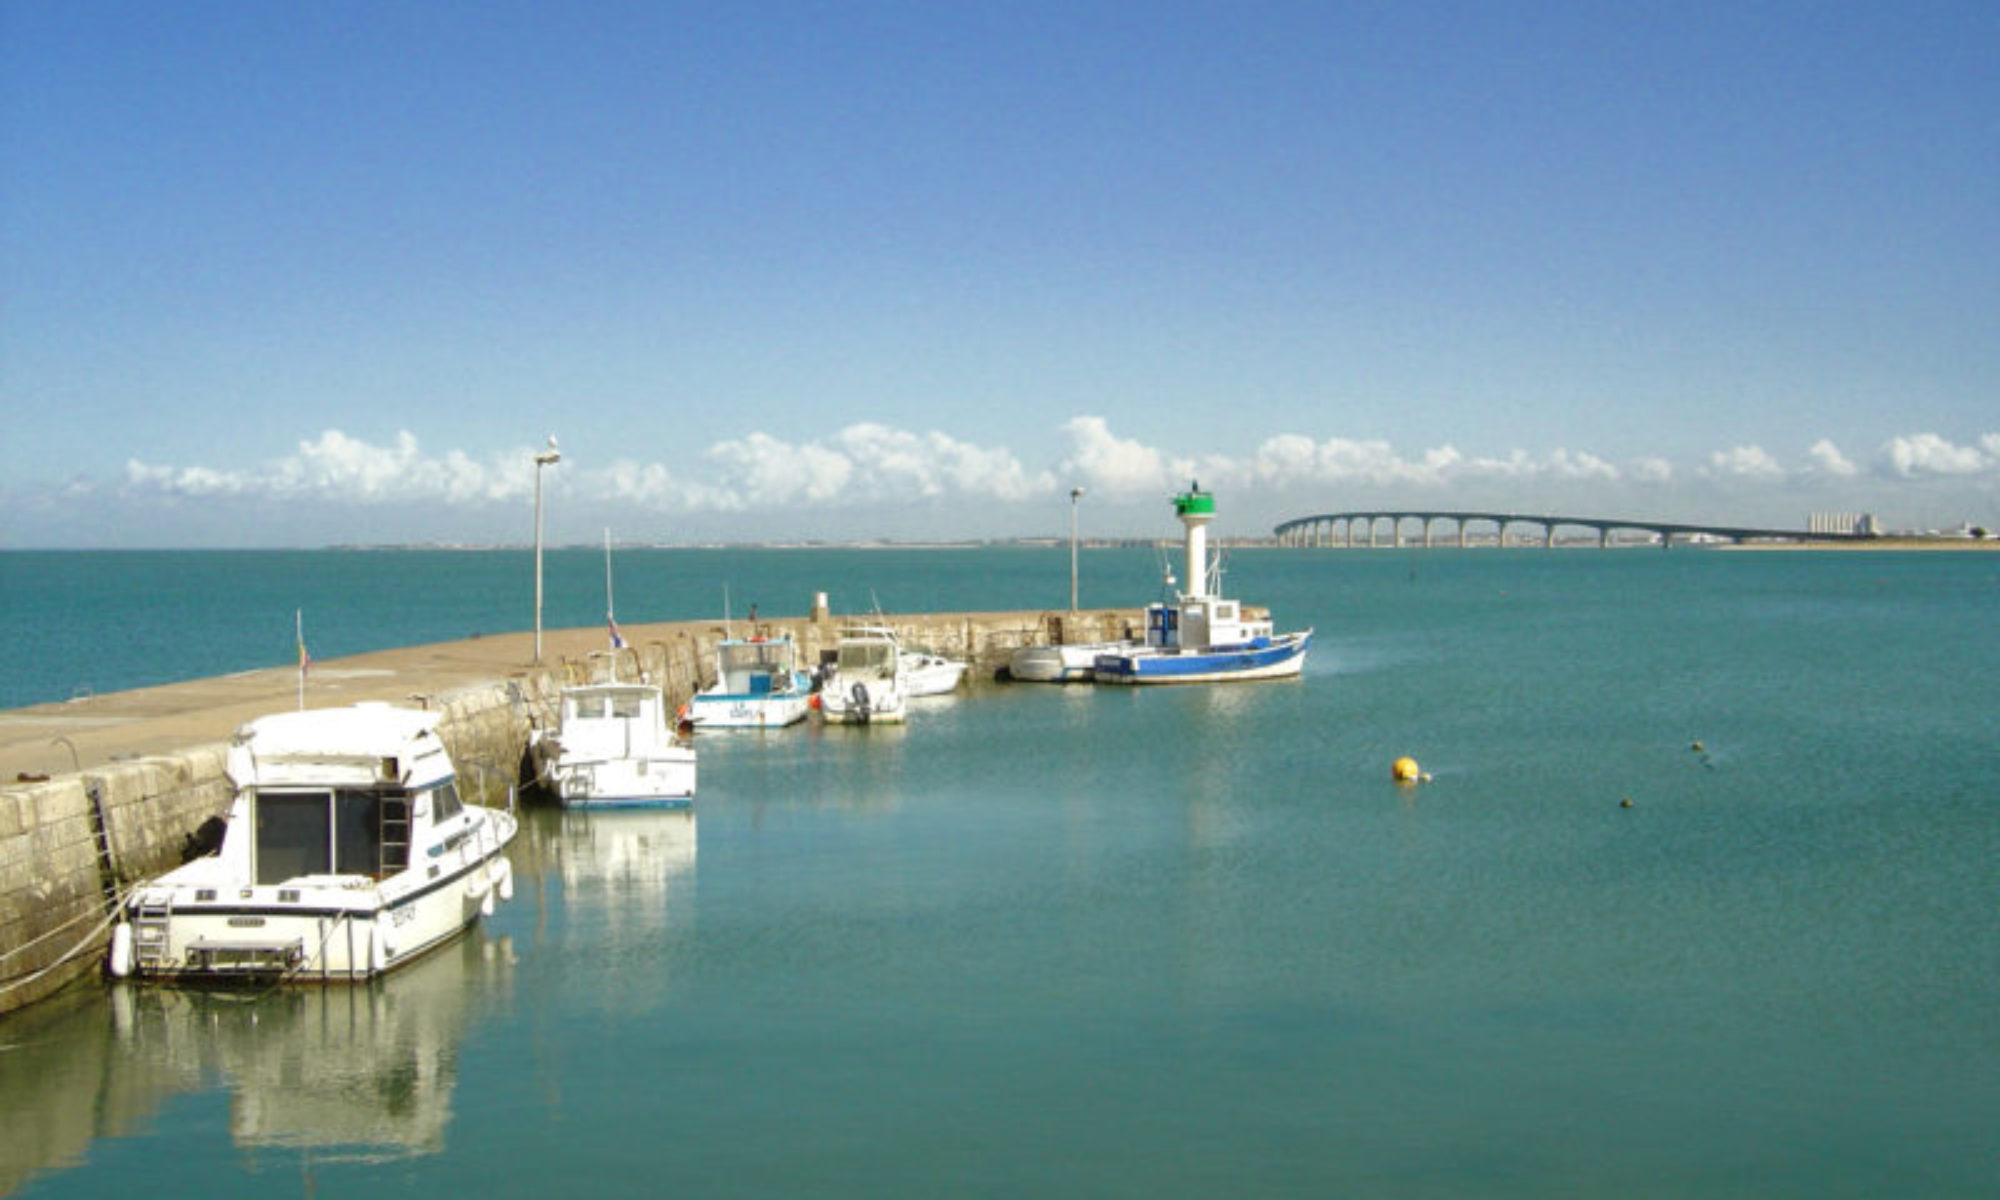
[131,896,172,970]
[379,796,412,874]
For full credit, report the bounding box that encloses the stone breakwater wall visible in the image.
[0,607,1138,1018]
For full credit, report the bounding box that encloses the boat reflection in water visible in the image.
[105,928,515,1166]
[552,806,697,933]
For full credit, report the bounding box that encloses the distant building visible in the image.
[1809,512,1881,537]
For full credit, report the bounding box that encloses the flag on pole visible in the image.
[608,615,626,649]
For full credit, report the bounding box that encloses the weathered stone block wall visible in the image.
[0,750,234,1016]
[0,778,104,1014]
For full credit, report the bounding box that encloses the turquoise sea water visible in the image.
[3,547,1998,1197]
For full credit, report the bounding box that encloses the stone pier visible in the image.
[0,605,1140,1018]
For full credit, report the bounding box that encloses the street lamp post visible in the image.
[1069,486,1085,612]
[533,435,561,663]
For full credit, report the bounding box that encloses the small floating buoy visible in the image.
[1621,796,1634,808]
[1690,740,1704,753]
[1392,756,1422,783]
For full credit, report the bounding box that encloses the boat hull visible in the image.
[112,812,517,983]
[545,753,697,807]
[1009,641,1136,683]
[819,677,907,724]
[687,691,812,729]
[902,656,967,697]
[1093,631,1312,685]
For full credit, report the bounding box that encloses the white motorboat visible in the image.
[688,635,814,728]
[1008,640,1135,683]
[535,681,696,807]
[817,626,908,724]
[899,648,968,696]
[1092,485,1313,685]
[108,703,518,983]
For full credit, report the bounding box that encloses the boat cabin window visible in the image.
[431,779,463,823]
[254,788,413,884]
[722,642,787,672]
[837,643,894,676]
[568,695,605,720]
[611,693,643,719]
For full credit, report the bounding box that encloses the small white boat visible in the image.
[688,635,813,729]
[899,648,968,696]
[1091,485,1313,685]
[1009,640,1135,683]
[108,703,518,983]
[535,681,696,807]
[818,626,908,724]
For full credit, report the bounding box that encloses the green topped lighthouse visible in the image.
[1173,482,1215,598]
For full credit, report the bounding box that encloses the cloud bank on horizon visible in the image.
[37,417,1994,546]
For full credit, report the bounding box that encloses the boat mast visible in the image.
[603,528,619,681]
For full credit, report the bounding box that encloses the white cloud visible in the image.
[704,431,852,507]
[830,423,1053,501]
[124,461,254,496]
[1881,433,1992,477]
[1705,445,1786,480]
[1630,457,1674,483]
[701,424,1050,509]
[1547,448,1619,480]
[1806,439,1860,477]
[129,430,541,506]
[1057,416,1172,496]
[102,420,2000,545]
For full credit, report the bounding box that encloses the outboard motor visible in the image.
[848,680,872,724]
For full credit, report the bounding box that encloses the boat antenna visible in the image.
[603,529,623,680]
[295,608,309,711]
[723,582,732,640]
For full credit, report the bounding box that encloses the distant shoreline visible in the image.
[1715,537,2000,552]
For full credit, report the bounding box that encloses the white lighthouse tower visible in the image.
[1174,483,1216,599]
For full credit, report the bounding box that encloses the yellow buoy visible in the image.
[1392,756,1422,783]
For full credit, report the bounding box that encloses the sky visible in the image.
[3,0,1996,547]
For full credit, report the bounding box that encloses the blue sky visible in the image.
[4,0,1995,547]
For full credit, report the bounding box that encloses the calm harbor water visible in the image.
[3,547,1998,1197]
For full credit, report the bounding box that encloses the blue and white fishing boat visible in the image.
[687,634,814,729]
[1092,485,1311,685]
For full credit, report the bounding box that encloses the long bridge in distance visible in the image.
[1272,510,1872,548]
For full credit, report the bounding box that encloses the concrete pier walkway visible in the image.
[5,626,567,783]
[1,608,1139,783]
